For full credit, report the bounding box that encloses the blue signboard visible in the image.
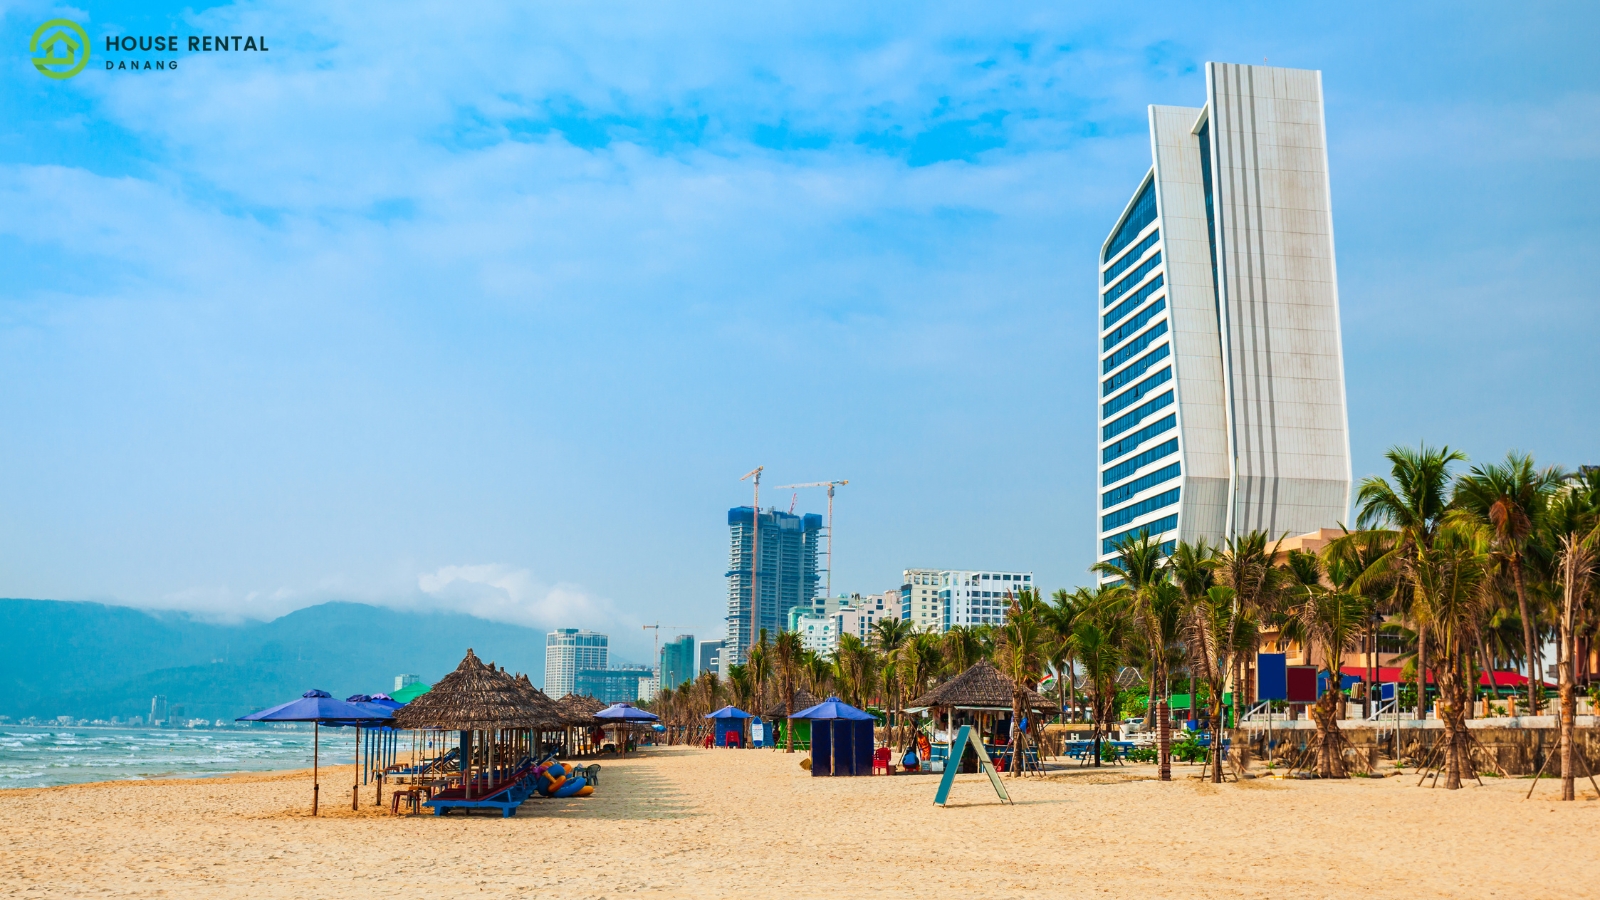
[1256,653,1287,701]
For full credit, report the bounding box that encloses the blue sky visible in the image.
[2,1,1597,661]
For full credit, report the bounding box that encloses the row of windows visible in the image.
[1102,297,1166,353]
[1104,179,1155,262]
[1102,254,1162,309]
[1102,462,1181,509]
[1102,488,1180,531]
[1103,342,1169,396]
[1102,532,1177,557]
[1102,366,1171,419]
[1103,389,1172,440]
[1103,320,1168,374]
[1102,437,1178,485]
[1103,413,1176,464]
[1102,273,1165,331]
[1103,230,1159,285]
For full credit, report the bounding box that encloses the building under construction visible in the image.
[725,507,822,666]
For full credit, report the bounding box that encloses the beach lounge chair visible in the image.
[871,747,892,775]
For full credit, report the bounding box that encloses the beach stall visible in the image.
[236,689,391,816]
[763,689,821,750]
[906,659,1057,773]
[556,694,608,756]
[791,697,875,776]
[705,705,753,748]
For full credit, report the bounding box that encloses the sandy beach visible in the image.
[0,747,1592,899]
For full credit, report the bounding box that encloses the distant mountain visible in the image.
[0,599,548,722]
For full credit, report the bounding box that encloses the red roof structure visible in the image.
[1339,666,1548,688]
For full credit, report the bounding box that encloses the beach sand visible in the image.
[0,747,1592,898]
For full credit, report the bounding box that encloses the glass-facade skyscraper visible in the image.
[659,633,696,691]
[725,507,822,665]
[1096,62,1351,567]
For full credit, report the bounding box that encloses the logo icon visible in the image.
[31,19,90,80]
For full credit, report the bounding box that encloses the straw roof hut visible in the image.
[511,673,564,724]
[907,659,1058,713]
[556,693,606,726]
[762,687,823,720]
[391,649,548,730]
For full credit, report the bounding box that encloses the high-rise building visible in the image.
[698,639,724,676]
[1095,62,1351,567]
[788,606,836,656]
[937,570,1035,629]
[725,507,823,666]
[545,629,608,697]
[833,590,898,644]
[900,568,943,633]
[660,634,696,691]
[394,674,420,693]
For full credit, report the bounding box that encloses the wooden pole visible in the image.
[312,722,320,816]
[352,726,360,810]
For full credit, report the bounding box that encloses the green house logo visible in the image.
[31,19,90,79]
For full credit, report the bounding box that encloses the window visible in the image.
[1102,463,1181,508]
[1102,366,1171,419]
[1104,179,1156,262]
[1101,515,1179,554]
[1103,230,1159,285]
[1104,321,1168,374]
[1103,298,1166,353]
[1103,342,1169,396]
[1103,274,1165,330]
[1102,254,1162,308]
[1102,390,1173,440]
[1103,438,1178,485]
[1102,488,1180,530]
[1103,414,1176,464]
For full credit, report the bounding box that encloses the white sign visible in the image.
[751,722,765,744]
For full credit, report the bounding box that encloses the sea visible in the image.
[0,725,349,789]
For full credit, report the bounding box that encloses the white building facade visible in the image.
[544,628,608,698]
[938,570,1035,629]
[900,569,944,633]
[788,607,836,657]
[1096,62,1351,568]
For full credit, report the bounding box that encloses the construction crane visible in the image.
[773,479,848,603]
[642,623,692,688]
[739,466,763,660]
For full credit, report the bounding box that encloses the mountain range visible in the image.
[0,599,550,722]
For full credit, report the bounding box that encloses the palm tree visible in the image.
[1068,602,1134,767]
[871,617,915,745]
[773,630,804,753]
[726,663,755,715]
[1453,452,1563,714]
[1092,532,1181,780]
[747,629,773,717]
[1043,587,1097,722]
[995,590,1049,776]
[1284,550,1369,778]
[1407,522,1490,789]
[1543,473,1599,800]
[1322,529,1400,718]
[833,633,879,710]
[1189,585,1258,782]
[1215,530,1288,725]
[941,625,986,677]
[1355,443,1466,719]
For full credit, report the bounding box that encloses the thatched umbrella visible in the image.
[556,694,607,755]
[392,649,545,799]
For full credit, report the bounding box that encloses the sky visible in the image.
[1,2,1597,662]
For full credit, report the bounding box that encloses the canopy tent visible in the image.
[596,702,659,757]
[1338,666,1549,689]
[705,705,753,748]
[792,697,875,776]
[237,690,390,815]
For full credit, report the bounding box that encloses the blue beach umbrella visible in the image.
[704,705,753,719]
[594,702,659,757]
[237,690,389,815]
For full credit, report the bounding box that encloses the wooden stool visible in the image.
[390,787,429,816]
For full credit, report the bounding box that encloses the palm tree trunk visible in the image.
[1560,548,1578,801]
[1415,624,1428,720]
[1511,555,1540,714]
[1157,697,1171,782]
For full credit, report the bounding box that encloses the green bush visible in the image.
[1125,746,1157,763]
[1172,733,1207,763]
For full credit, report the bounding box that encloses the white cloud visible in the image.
[413,563,618,631]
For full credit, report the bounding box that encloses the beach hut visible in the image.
[906,659,1058,771]
[791,697,875,776]
[763,689,821,749]
[556,694,608,755]
[704,705,753,748]
[237,690,390,815]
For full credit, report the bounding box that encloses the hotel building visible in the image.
[1096,62,1351,567]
